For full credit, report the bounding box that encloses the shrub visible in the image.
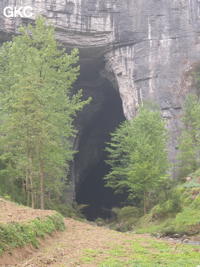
[111,206,141,232]
[0,213,65,255]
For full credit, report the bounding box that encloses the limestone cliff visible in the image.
[1,0,200,182]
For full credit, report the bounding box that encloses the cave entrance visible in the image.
[74,56,125,221]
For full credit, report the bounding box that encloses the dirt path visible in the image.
[12,218,200,267]
[15,218,130,267]
[0,199,198,266]
[0,198,54,224]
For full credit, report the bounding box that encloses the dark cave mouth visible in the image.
[74,69,126,221]
[76,160,115,220]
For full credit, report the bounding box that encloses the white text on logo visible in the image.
[3,6,33,18]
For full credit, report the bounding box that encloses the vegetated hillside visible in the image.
[0,198,65,265]
[11,218,200,267]
[137,169,200,237]
[0,198,199,267]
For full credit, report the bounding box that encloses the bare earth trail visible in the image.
[0,199,199,266]
[13,218,200,267]
[15,218,134,267]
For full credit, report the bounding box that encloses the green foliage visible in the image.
[0,213,65,255]
[149,188,183,221]
[110,206,141,232]
[113,206,140,221]
[0,17,90,208]
[192,194,200,208]
[150,201,179,221]
[95,218,107,226]
[46,201,85,218]
[134,94,200,235]
[173,207,200,233]
[136,178,200,236]
[178,94,200,177]
[105,105,169,213]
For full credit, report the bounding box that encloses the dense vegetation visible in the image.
[0,18,90,210]
[137,171,200,236]
[105,105,169,215]
[178,94,200,177]
[133,94,200,236]
[104,96,200,235]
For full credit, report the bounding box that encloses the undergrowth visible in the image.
[0,213,65,255]
[105,170,200,237]
[136,170,200,236]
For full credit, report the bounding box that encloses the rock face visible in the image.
[1,0,200,179]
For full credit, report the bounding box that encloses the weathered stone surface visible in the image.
[1,0,200,175]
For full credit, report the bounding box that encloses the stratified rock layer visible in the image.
[1,0,200,176]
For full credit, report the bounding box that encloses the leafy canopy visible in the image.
[104,105,169,211]
[178,94,200,177]
[0,17,90,208]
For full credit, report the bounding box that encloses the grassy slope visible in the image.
[0,200,199,266]
[136,171,200,236]
[14,218,200,267]
[0,199,65,256]
[80,236,200,267]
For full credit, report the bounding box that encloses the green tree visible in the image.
[178,94,200,177]
[105,106,168,214]
[0,17,90,209]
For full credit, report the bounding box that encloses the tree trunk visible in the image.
[26,168,30,206]
[30,176,34,209]
[143,191,147,215]
[40,160,45,209]
[28,156,35,209]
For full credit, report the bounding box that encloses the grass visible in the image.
[79,176,200,266]
[136,198,200,236]
[136,175,200,237]
[80,235,200,267]
[0,212,65,255]
[86,179,200,266]
[81,248,100,263]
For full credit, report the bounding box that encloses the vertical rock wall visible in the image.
[1,0,200,172]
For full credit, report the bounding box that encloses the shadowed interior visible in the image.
[74,57,125,220]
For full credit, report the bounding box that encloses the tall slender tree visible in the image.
[105,106,168,214]
[0,17,90,208]
[178,94,200,177]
